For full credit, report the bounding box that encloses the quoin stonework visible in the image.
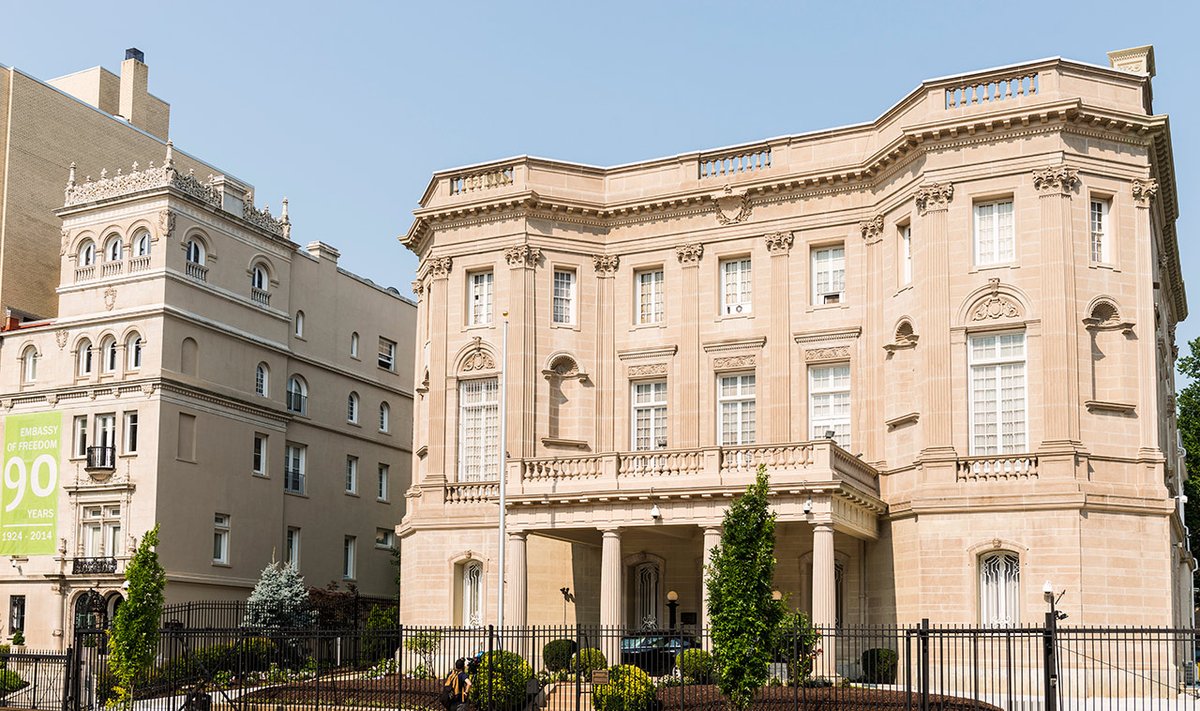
[397,46,1189,632]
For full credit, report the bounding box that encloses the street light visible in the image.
[666,590,679,630]
[1043,580,1068,621]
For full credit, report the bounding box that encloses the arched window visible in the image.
[255,363,269,396]
[126,334,143,370]
[350,332,359,358]
[185,239,205,265]
[462,561,483,628]
[77,339,94,376]
[21,346,38,383]
[180,337,198,376]
[379,402,390,433]
[133,231,151,257]
[294,311,305,338]
[347,392,360,424]
[104,234,123,262]
[287,376,308,415]
[100,337,118,373]
[251,265,267,290]
[634,562,661,629]
[979,551,1020,626]
[78,241,96,267]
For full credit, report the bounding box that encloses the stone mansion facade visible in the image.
[397,46,1190,633]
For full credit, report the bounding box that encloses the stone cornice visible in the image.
[702,337,767,354]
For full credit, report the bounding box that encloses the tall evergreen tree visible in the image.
[244,562,313,629]
[107,524,165,707]
[705,465,783,709]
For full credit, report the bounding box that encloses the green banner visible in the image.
[1,412,60,555]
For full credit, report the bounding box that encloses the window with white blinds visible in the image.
[632,381,668,451]
[553,270,576,324]
[459,378,500,481]
[1090,198,1111,264]
[974,200,1015,265]
[811,246,846,304]
[809,364,850,447]
[720,258,752,315]
[470,271,494,325]
[636,269,664,325]
[718,373,756,445]
[969,332,1027,455]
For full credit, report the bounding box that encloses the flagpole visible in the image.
[497,313,509,628]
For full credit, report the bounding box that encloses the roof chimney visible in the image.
[125,47,145,63]
[118,48,169,139]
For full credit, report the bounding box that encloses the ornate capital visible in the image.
[1032,165,1079,195]
[428,256,452,279]
[712,186,751,225]
[675,243,704,266]
[859,216,884,244]
[59,228,70,256]
[764,232,794,254]
[592,254,620,277]
[1132,178,1158,208]
[411,280,425,298]
[915,182,954,215]
[504,245,542,268]
[159,209,176,240]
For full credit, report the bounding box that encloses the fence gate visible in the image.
[1,649,72,711]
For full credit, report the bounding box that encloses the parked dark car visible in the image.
[619,632,700,676]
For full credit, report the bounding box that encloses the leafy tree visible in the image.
[705,464,783,709]
[107,525,165,707]
[1177,337,1200,562]
[244,562,313,629]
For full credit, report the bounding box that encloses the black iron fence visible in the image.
[0,648,72,711]
[64,621,1200,711]
[160,594,397,631]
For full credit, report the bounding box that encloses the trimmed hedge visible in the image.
[571,648,607,674]
[677,648,715,683]
[861,648,899,684]
[0,669,25,695]
[468,650,534,711]
[592,665,654,711]
[543,639,578,672]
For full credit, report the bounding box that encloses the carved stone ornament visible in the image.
[59,229,70,256]
[805,346,850,362]
[103,287,117,311]
[55,330,68,350]
[675,243,704,265]
[504,245,542,268]
[859,216,884,244]
[714,354,756,370]
[1132,178,1158,207]
[712,185,751,225]
[764,232,794,254]
[159,209,176,240]
[915,182,954,215]
[1032,165,1079,195]
[460,337,496,372]
[592,254,620,276]
[628,363,668,378]
[971,278,1022,321]
[411,280,425,298]
[428,256,453,279]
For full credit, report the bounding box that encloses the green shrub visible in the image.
[363,605,398,662]
[592,665,654,711]
[570,648,607,674]
[468,650,533,711]
[0,669,26,695]
[860,647,898,684]
[676,648,714,683]
[543,639,578,672]
[9,630,23,647]
[0,644,9,669]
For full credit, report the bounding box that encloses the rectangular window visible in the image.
[73,416,88,457]
[718,373,757,445]
[809,364,851,447]
[9,596,25,633]
[378,464,390,501]
[812,246,846,305]
[123,411,139,454]
[636,269,665,325]
[378,338,396,371]
[458,377,500,481]
[720,258,752,315]
[631,380,668,451]
[284,443,306,494]
[285,527,301,568]
[343,536,357,579]
[376,528,395,549]
[974,200,1015,265]
[553,269,576,324]
[470,271,494,326]
[969,332,1027,455]
[900,225,913,286]
[213,513,230,564]
[177,413,196,461]
[1090,198,1111,264]
[252,434,267,476]
[345,456,359,494]
[95,413,116,451]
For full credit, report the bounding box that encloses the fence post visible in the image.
[919,618,930,711]
[1043,612,1058,711]
[61,646,74,711]
[488,625,495,711]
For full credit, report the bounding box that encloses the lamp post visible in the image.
[666,591,679,630]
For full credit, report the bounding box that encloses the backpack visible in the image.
[440,670,461,708]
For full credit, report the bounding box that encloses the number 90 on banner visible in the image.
[0,413,62,556]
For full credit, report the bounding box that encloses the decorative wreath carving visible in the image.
[458,337,497,373]
[712,186,751,225]
[970,278,1022,321]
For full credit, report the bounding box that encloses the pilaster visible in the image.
[505,245,540,458]
[859,217,884,461]
[914,183,956,464]
[765,232,793,443]
[425,256,452,485]
[677,244,704,449]
[1132,178,1161,457]
[594,255,619,452]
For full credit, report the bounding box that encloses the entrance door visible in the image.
[634,562,660,629]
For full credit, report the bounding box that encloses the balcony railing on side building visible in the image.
[85,446,115,471]
[71,556,118,575]
[185,261,208,282]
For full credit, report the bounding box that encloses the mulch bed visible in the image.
[240,675,442,709]
[658,684,1003,711]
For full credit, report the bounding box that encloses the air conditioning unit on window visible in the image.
[822,292,842,305]
[724,303,750,315]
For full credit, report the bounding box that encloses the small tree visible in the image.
[706,465,783,709]
[244,562,313,629]
[107,525,166,707]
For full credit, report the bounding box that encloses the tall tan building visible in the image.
[397,46,1189,638]
[0,125,414,647]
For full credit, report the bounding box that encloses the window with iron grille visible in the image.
[284,443,306,494]
[979,551,1020,625]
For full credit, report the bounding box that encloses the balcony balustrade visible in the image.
[85,446,115,471]
[185,262,208,282]
[128,255,151,273]
[251,287,271,306]
[72,557,118,575]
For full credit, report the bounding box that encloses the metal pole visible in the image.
[497,317,509,628]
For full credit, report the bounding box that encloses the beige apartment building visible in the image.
[0,133,414,646]
[397,46,1189,636]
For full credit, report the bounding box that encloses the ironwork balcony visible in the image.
[286,391,307,415]
[72,557,118,575]
[85,446,116,471]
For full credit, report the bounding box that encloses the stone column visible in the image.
[677,244,704,448]
[765,233,793,443]
[425,257,452,484]
[914,184,956,467]
[700,526,722,631]
[506,531,528,626]
[600,528,623,627]
[811,522,837,677]
[593,256,620,451]
[504,245,540,458]
[1132,178,1161,456]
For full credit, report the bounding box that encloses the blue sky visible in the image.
[3,1,1198,353]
